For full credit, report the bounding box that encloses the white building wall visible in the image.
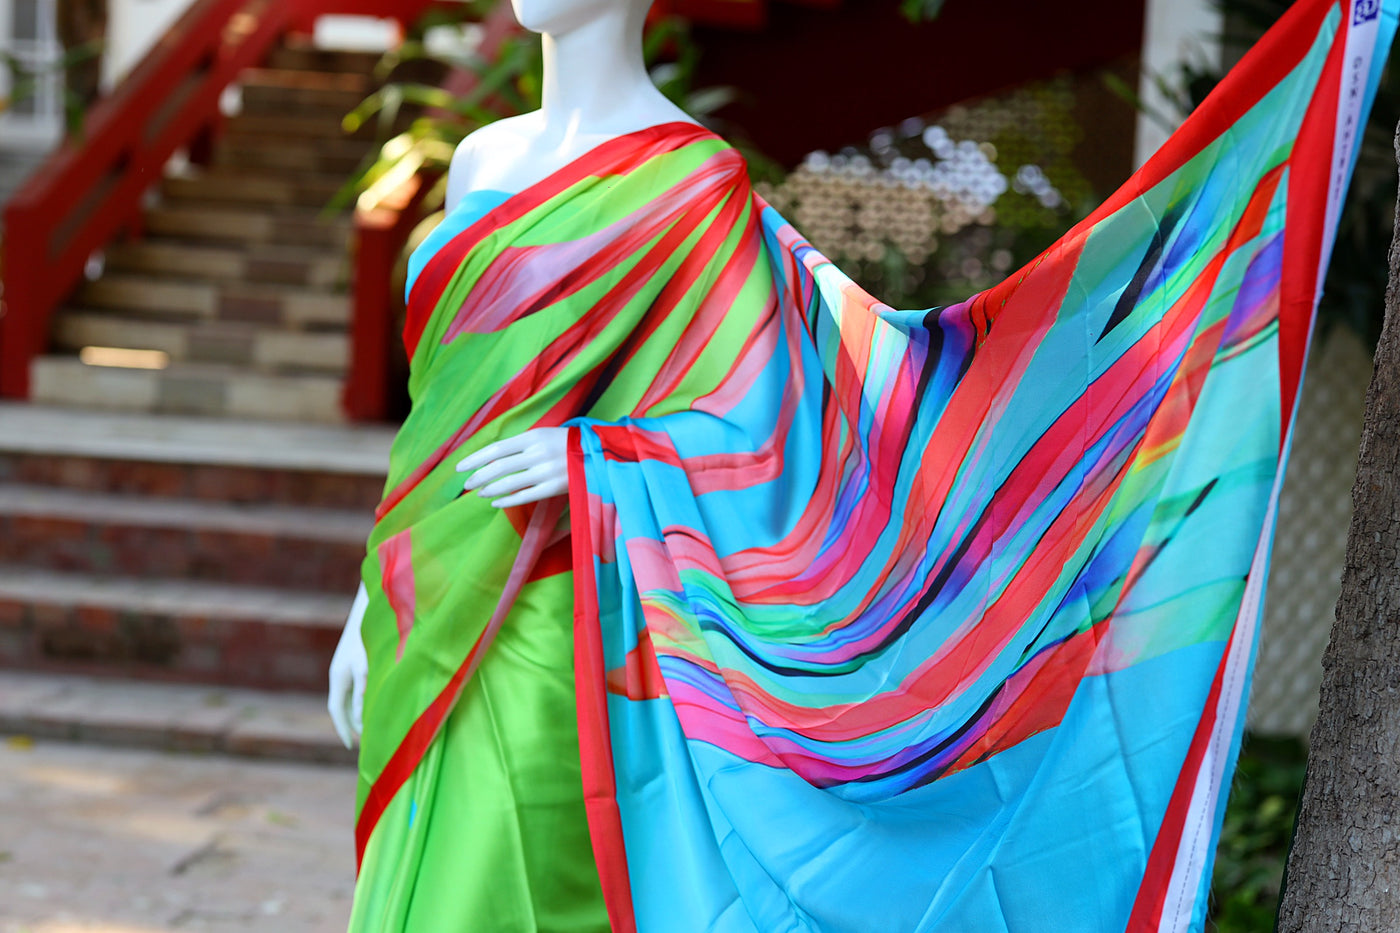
[102,0,199,90]
[1134,0,1223,167]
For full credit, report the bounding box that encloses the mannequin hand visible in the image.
[327,583,368,750]
[456,427,569,508]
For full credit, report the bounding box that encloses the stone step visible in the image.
[266,43,383,76]
[144,202,351,248]
[163,170,348,210]
[0,567,348,692]
[213,135,372,176]
[0,484,367,590]
[53,312,349,375]
[76,275,348,328]
[30,357,346,422]
[105,239,347,289]
[0,403,391,509]
[0,670,352,764]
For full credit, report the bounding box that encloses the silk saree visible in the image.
[349,1,1399,929]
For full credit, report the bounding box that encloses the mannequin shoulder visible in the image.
[445,116,541,211]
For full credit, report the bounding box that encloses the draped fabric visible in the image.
[350,1,1398,930]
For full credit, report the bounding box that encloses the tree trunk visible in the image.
[1275,126,1400,931]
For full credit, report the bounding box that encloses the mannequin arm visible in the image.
[327,428,568,743]
[328,582,369,749]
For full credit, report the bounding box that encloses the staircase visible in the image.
[29,42,383,423]
[0,403,391,696]
[0,9,469,762]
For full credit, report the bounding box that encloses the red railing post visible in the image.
[345,204,400,421]
[0,203,47,397]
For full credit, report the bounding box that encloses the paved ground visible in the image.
[0,738,357,932]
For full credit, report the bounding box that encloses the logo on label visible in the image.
[1354,0,1379,24]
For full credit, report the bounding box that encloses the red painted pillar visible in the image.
[0,203,46,398]
[344,208,398,421]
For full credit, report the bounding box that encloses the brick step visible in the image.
[30,357,346,422]
[164,170,347,210]
[144,202,351,248]
[0,484,367,590]
[53,313,349,375]
[0,670,352,764]
[105,239,347,289]
[238,76,366,119]
[237,91,356,121]
[266,43,384,76]
[76,275,347,328]
[223,110,408,142]
[0,568,348,692]
[241,66,373,95]
[0,403,391,507]
[214,135,372,176]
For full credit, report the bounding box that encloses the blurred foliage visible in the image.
[900,0,947,20]
[0,41,102,134]
[1209,735,1309,933]
[1138,0,1398,347]
[338,0,776,214]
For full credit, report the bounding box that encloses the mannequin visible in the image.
[328,0,697,748]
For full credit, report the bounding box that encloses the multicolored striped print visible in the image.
[352,0,1397,930]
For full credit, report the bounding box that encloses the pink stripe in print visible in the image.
[378,530,417,662]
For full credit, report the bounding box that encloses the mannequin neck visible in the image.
[539,6,656,136]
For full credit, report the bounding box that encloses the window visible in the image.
[1,0,64,148]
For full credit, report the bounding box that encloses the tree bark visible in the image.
[1275,126,1400,931]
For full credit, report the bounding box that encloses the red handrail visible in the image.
[0,0,444,401]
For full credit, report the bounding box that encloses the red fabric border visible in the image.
[1124,632,1234,931]
[355,631,478,869]
[1277,5,1346,437]
[569,426,640,933]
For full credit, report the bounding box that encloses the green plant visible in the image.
[900,0,947,20]
[1210,735,1309,932]
[0,41,103,134]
